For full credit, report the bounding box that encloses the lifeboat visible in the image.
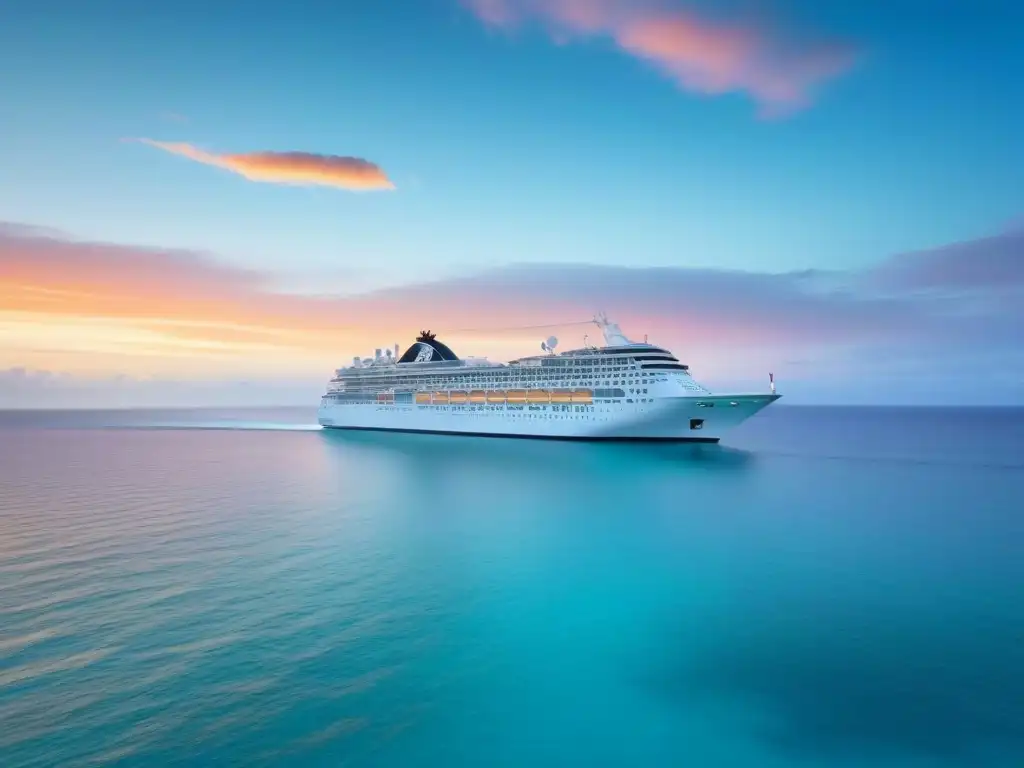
[432,392,450,405]
[486,391,506,404]
[551,389,573,404]
[449,391,468,404]
[571,389,594,404]
[469,390,487,404]
[527,390,551,403]
[415,392,432,405]
[506,390,528,403]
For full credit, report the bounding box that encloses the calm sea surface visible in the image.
[1,407,1021,767]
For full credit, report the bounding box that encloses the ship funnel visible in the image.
[374,348,382,361]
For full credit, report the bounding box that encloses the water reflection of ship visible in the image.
[320,427,755,476]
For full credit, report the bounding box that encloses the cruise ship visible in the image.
[317,315,779,442]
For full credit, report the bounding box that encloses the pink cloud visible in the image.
[868,229,1024,291]
[461,0,856,115]
[134,140,395,191]
[2,220,1021,389]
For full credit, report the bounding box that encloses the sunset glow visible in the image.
[1,1,1021,406]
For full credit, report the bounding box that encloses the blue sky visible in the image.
[0,0,1021,404]
[3,0,1021,278]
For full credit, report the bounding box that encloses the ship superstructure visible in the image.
[317,315,779,442]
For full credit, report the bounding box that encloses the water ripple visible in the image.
[0,648,117,689]
[0,410,1020,767]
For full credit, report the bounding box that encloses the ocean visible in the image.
[0,406,1021,767]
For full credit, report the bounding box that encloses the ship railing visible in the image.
[340,359,496,374]
[410,388,598,406]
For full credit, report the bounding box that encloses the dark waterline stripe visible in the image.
[319,425,720,443]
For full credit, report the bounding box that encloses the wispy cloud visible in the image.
[134,140,396,191]
[461,0,856,116]
[868,229,1024,292]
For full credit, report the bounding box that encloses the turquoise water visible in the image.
[1,407,1021,767]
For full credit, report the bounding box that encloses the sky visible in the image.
[1,0,1022,406]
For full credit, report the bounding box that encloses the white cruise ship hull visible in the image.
[318,393,779,443]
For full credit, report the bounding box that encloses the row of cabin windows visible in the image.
[339,369,671,388]
[340,377,661,391]
[345,357,680,379]
[536,354,676,367]
[341,364,686,387]
[324,403,657,416]
[325,389,630,403]
[344,368,647,381]
[338,386,660,399]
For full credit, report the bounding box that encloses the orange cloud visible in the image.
[135,140,396,190]
[2,221,1020,390]
[462,0,856,115]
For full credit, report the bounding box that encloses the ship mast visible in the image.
[593,312,634,346]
